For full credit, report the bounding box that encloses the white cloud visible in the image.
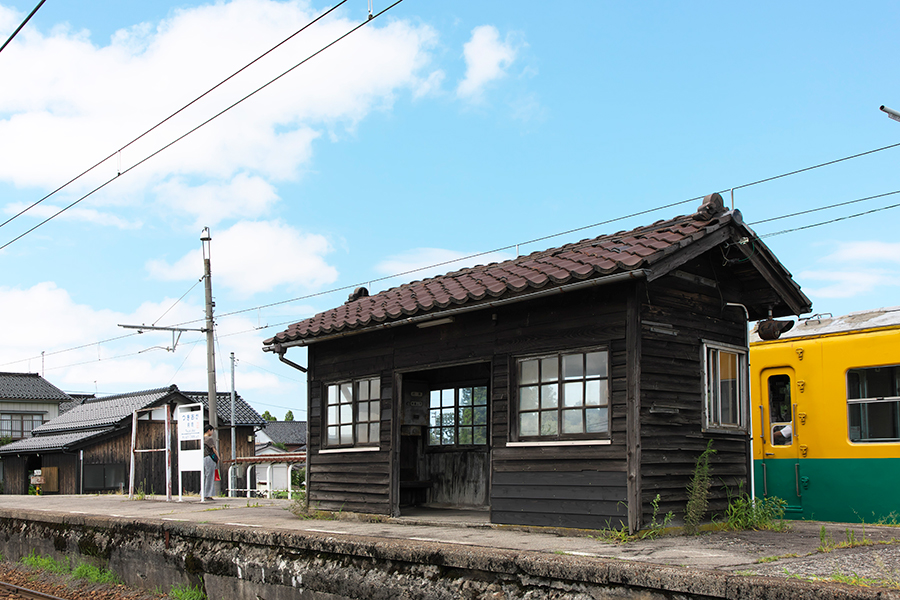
[0,0,438,218]
[146,220,338,297]
[374,247,514,289]
[457,25,518,101]
[3,201,142,229]
[154,172,282,228]
[823,241,900,264]
[799,240,900,299]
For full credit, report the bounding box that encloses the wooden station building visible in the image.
[263,194,811,532]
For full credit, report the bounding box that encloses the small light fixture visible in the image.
[416,317,454,329]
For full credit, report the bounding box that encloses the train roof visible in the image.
[750,306,900,343]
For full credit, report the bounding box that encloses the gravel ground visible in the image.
[0,563,166,600]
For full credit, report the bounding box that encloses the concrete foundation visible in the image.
[0,508,893,600]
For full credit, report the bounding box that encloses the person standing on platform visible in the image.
[202,424,218,500]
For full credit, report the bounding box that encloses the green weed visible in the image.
[756,552,798,564]
[72,562,122,585]
[640,494,674,540]
[684,440,715,535]
[169,582,207,600]
[723,484,788,531]
[21,551,70,574]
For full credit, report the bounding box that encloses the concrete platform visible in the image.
[1,494,898,598]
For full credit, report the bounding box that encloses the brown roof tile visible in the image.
[264,195,793,346]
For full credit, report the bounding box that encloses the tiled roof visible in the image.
[182,391,266,426]
[0,429,108,454]
[34,386,181,435]
[0,372,72,402]
[259,421,307,445]
[266,194,806,346]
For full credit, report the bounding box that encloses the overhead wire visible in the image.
[760,201,900,239]
[0,0,348,231]
[0,0,46,55]
[0,0,401,251]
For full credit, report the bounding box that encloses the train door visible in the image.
[759,368,803,517]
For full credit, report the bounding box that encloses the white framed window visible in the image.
[515,349,609,440]
[702,341,747,431]
[847,365,900,443]
[325,376,380,447]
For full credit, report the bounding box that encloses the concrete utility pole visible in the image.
[202,228,219,494]
[230,351,237,497]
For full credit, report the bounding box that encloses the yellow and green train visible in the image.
[751,306,900,523]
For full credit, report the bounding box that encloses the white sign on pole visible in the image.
[175,403,205,501]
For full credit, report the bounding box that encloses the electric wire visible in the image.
[0,0,402,251]
[0,0,348,231]
[153,277,203,326]
[748,189,900,226]
[0,0,46,54]
[760,201,900,239]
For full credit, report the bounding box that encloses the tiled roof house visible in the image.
[264,194,812,532]
[0,372,72,441]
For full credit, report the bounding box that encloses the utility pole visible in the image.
[230,351,237,497]
[202,228,219,483]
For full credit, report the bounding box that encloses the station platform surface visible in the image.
[1,494,898,589]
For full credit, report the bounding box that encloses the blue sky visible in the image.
[1,1,898,419]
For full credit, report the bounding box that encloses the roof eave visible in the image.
[264,268,650,351]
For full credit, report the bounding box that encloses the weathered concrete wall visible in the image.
[0,509,892,600]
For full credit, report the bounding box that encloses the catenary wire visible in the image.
[0,0,46,54]
[0,0,402,251]
[0,0,348,231]
[759,201,900,239]
[6,182,897,369]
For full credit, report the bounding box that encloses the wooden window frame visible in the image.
[323,376,381,449]
[513,348,610,442]
[427,385,489,448]
[701,341,748,433]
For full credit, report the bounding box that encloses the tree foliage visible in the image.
[284,410,294,421]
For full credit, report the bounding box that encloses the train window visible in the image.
[847,366,900,443]
[703,342,747,431]
[768,374,792,446]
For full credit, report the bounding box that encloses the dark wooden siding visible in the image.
[639,262,750,525]
[1,457,26,495]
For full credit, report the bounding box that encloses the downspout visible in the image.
[724,302,753,500]
[271,346,309,509]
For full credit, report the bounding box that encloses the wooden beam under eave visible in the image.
[644,226,733,283]
[626,279,644,534]
[732,234,811,317]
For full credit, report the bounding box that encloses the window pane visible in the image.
[441,428,455,445]
[563,382,583,407]
[586,351,607,378]
[368,378,380,399]
[585,379,603,406]
[541,357,558,382]
[441,389,454,407]
[340,383,353,403]
[327,385,338,405]
[459,407,473,425]
[719,352,739,425]
[340,425,352,444]
[358,381,369,401]
[460,387,473,406]
[563,354,583,380]
[430,409,442,427]
[357,401,369,422]
[562,409,584,434]
[459,428,473,445]
[327,405,338,424]
[429,428,441,445]
[356,423,368,443]
[430,390,441,408]
[474,406,487,426]
[340,404,352,423]
[370,400,380,422]
[474,387,487,405]
[541,384,558,409]
[369,423,379,443]
[540,410,558,435]
[442,408,455,426]
[520,359,539,384]
[473,426,487,445]
[327,426,339,446]
[520,412,538,436]
[586,407,608,433]
[520,386,539,411]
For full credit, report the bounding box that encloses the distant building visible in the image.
[0,385,265,495]
[0,372,72,441]
[256,420,307,454]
